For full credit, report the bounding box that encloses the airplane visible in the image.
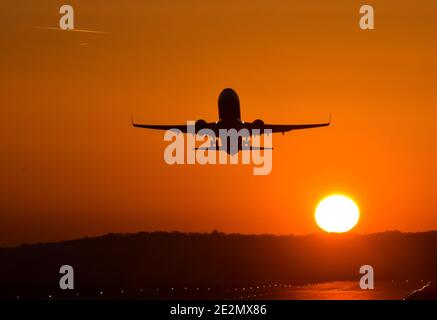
[132,88,330,153]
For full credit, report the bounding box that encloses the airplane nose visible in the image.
[218,88,239,107]
[220,88,236,95]
[218,88,241,122]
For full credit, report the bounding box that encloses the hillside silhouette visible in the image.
[0,231,435,299]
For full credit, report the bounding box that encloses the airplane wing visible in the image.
[131,116,217,133]
[132,115,330,134]
[246,115,331,134]
[132,122,190,132]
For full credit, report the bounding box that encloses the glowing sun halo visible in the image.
[315,195,360,233]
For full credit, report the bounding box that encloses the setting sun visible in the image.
[315,195,360,233]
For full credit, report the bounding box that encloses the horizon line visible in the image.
[2,229,437,249]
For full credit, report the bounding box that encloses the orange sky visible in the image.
[1,1,436,245]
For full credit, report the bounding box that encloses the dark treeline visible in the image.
[0,231,436,297]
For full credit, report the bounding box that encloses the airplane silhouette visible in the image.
[132,88,330,153]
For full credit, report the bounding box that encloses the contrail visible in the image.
[31,26,109,34]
